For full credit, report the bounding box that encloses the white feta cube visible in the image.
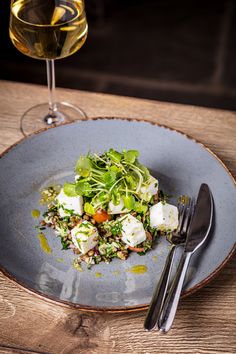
[56,189,83,217]
[120,214,146,247]
[108,198,129,214]
[139,176,159,201]
[71,221,99,254]
[150,202,178,231]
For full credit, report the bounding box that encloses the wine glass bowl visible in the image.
[9,0,88,135]
[9,0,88,60]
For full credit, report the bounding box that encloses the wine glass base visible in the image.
[20,102,87,136]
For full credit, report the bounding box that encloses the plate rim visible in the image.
[0,116,235,313]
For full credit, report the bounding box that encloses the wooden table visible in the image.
[0,80,235,354]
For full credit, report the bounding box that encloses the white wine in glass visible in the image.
[9,0,88,135]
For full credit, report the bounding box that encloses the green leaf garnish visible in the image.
[110,165,122,175]
[75,156,91,177]
[134,202,148,214]
[103,171,117,187]
[125,174,137,189]
[75,180,92,196]
[135,161,150,179]
[123,150,139,164]
[63,182,78,197]
[84,202,95,215]
[123,194,135,210]
[111,189,121,206]
[106,149,122,163]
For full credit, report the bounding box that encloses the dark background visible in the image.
[1,0,236,110]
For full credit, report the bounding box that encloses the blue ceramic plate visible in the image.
[0,118,235,312]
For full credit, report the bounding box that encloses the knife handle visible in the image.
[144,245,176,331]
[158,251,192,333]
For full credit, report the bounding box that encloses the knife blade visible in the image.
[158,183,213,333]
[185,183,213,253]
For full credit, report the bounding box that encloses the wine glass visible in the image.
[9,0,88,136]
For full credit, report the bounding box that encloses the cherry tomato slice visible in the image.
[93,209,110,223]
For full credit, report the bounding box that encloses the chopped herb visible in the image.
[110,221,123,236]
[60,238,69,250]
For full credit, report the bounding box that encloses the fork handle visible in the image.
[144,245,176,331]
[158,251,192,333]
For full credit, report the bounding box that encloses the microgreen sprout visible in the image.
[69,149,152,213]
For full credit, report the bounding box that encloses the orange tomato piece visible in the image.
[93,209,110,223]
[128,246,145,253]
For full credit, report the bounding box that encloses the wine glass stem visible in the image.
[46,59,58,123]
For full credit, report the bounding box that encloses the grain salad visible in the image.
[37,149,179,268]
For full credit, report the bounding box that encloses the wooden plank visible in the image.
[0,81,235,354]
[0,81,236,171]
[0,258,235,354]
[0,345,49,354]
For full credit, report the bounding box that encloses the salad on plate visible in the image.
[37,149,179,268]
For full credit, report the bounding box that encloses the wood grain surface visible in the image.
[0,80,235,354]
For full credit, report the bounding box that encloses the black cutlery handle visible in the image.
[158,251,192,333]
[144,245,176,331]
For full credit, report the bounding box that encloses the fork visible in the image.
[144,197,194,331]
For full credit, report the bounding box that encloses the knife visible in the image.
[158,183,213,333]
